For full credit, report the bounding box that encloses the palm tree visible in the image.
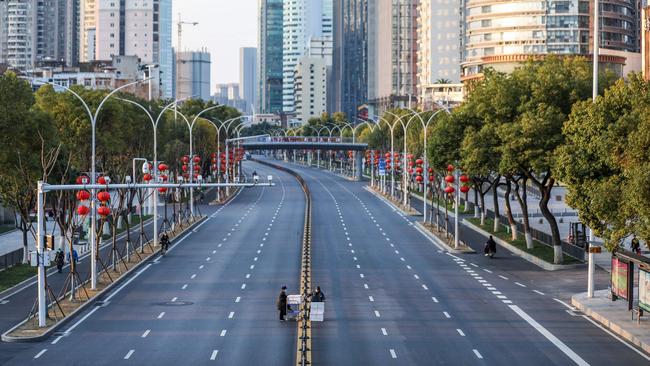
[435,78,452,84]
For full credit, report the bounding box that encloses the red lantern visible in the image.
[385,153,391,158]
[158,163,168,172]
[98,176,108,185]
[447,164,454,172]
[182,156,190,164]
[158,188,168,193]
[386,164,391,170]
[408,168,414,174]
[76,190,90,201]
[429,175,434,182]
[193,165,200,171]
[77,205,90,216]
[407,154,414,159]
[444,186,455,194]
[415,175,424,183]
[408,161,414,167]
[97,206,111,217]
[460,186,470,193]
[143,173,153,182]
[97,191,111,202]
[416,167,423,174]
[193,156,201,163]
[212,164,218,170]
[460,175,470,183]
[182,165,188,172]
[76,175,89,185]
[445,175,455,183]
[428,167,433,173]
[416,159,423,165]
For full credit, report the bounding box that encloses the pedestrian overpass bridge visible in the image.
[240,136,368,151]
[241,136,368,180]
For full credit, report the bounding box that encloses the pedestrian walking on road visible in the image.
[67,248,78,265]
[277,286,288,321]
[54,249,64,273]
[484,236,497,258]
[310,286,325,302]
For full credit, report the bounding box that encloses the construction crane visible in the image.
[176,13,199,100]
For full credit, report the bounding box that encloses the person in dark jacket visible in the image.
[311,286,325,302]
[54,249,64,273]
[484,236,497,258]
[277,286,288,321]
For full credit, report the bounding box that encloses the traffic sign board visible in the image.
[378,158,386,176]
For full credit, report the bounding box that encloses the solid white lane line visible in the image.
[553,298,577,310]
[220,330,227,337]
[515,282,527,287]
[533,290,545,295]
[34,349,47,359]
[157,312,165,319]
[432,297,439,303]
[142,330,151,338]
[456,329,465,336]
[228,311,235,319]
[389,349,397,359]
[210,350,219,360]
[124,350,135,359]
[374,310,381,317]
[182,284,188,290]
[473,349,483,359]
[509,305,589,365]
[443,312,451,318]
[103,263,152,302]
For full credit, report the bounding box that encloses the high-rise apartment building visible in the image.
[79,0,172,97]
[259,0,284,114]
[176,50,211,101]
[462,0,641,81]
[0,0,80,69]
[294,56,328,123]
[367,0,418,114]
[331,0,367,121]
[417,0,462,110]
[282,0,333,114]
[239,47,258,114]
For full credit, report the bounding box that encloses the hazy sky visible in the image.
[172,1,258,92]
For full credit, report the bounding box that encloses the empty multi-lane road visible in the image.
[0,158,648,365]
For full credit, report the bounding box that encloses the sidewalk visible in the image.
[572,289,650,355]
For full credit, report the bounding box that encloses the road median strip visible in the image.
[251,158,312,366]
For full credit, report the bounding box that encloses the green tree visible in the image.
[557,74,650,250]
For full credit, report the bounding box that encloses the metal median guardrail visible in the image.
[251,158,313,365]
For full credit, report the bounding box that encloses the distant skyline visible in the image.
[172,1,258,93]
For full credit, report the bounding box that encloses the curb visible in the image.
[463,219,585,271]
[413,221,470,254]
[363,186,419,217]
[1,216,207,343]
[572,291,650,355]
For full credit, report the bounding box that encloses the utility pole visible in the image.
[587,0,600,299]
[176,13,199,99]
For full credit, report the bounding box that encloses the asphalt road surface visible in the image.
[0,162,303,365]
[275,158,650,366]
[1,158,649,365]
